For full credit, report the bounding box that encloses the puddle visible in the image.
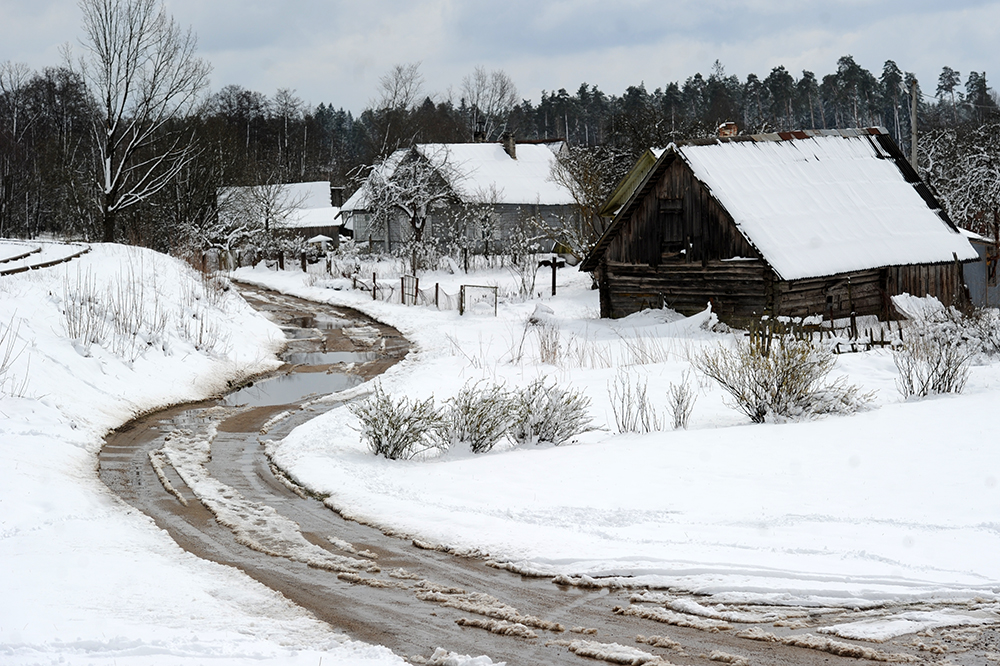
[281,327,324,340]
[286,351,378,365]
[294,315,350,330]
[224,372,362,407]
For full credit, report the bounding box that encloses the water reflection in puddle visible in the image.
[286,351,377,365]
[224,372,362,407]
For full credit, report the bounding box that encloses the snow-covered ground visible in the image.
[0,244,407,665]
[4,241,997,664]
[234,259,1000,633]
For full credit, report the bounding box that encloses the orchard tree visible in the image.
[360,145,456,272]
[76,0,210,242]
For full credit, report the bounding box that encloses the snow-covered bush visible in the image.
[350,383,445,459]
[890,295,975,398]
[894,321,973,398]
[441,381,516,454]
[668,370,697,429]
[608,370,662,433]
[962,307,1000,356]
[693,336,871,423]
[510,378,593,445]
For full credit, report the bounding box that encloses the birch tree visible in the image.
[461,67,518,141]
[77,0,210,242]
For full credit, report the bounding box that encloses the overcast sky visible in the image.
[3,0,999,113]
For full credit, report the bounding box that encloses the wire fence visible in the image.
[350,274,470,313]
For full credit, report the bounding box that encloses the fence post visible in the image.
[435,283,439,309]
[372,272,377,301]
[278,252,284,270]
[301,252,307,272]
[459,285,465,316]
[401,276,405,305]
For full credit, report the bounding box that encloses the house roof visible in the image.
[341,141,575,214]
[219,181,340,229]
[581,128,978,279]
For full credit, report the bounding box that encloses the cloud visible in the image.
[4,0,1000,113]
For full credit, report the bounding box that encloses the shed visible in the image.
[580,128,979,324]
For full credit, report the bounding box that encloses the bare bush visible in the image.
[441,381,516,453]
[511,378,593,445]
[894,325,973,398]
[63,268,109,350]
[693,336,872,423]
[608,370,662,433]
[892,297,975,398]
[0,314,27,397]
[350,383,445,459]
[536,323,560,365]
[668,371,697,429]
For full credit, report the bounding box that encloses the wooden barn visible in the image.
[580,127,979,324]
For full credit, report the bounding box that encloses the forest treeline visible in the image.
[1,49,998,253]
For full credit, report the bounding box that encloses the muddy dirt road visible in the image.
[99,284,999,665]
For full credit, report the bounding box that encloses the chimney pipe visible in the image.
[501,131,516,159]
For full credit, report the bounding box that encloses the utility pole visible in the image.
[910,78,919,168]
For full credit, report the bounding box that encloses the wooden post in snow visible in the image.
[910,78,919,169]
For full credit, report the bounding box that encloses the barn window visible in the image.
[659,198,684,254]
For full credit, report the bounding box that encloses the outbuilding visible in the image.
[580,127,979,324]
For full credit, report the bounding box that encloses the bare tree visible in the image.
[461,66,518,140]
[548,144,633,257]
[0,62,36,237]
[361,145,456,272]
[374,62,424,112]
[214,179,306,257]
[76,0,210,242]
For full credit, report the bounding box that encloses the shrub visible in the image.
[350,383,444,459]
[890,295,975,398]
[693,336,871,423]
[511,378,593,445]
[608,370,662,433]
[894,321,973,398]
[668,370,697,430]
[441,381,516,453]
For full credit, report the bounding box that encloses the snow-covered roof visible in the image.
[219,181,340,229]
[341,141,574,213]
[282,205,341,229]
[584,129,978,279]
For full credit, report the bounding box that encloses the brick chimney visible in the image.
[718,122,738,138]
[501,131,516,159]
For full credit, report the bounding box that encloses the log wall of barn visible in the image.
[886,262,968,309]
[600,260,769,319]
[775,270,887,320]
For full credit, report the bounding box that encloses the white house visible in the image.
[340,138,578,253]
[218,181,342,250]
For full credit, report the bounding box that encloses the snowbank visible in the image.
[0,244,404,665]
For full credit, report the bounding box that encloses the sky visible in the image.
[3,0,1000,113]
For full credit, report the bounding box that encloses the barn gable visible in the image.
[582,128,978,322]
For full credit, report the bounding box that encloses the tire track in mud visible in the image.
[99,283,998,666]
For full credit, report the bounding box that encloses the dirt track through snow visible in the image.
[99,284,999,665]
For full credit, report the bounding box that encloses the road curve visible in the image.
[99,284,998,666]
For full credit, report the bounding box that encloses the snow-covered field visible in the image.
[3,241,998,664]
[0,243,406,665]
[234,259,1000,629]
